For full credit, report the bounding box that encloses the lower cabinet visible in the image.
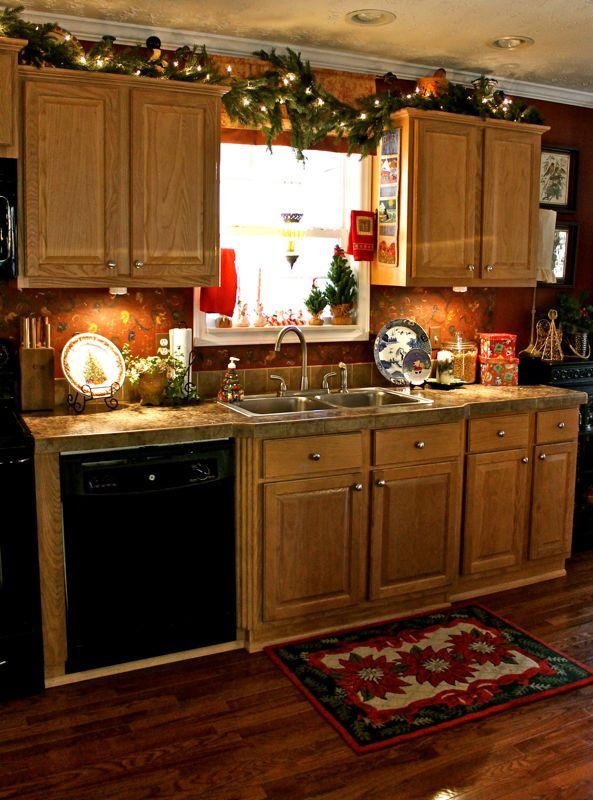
[530,441,578,559]
[263,473,366,621]
[370,460,461,599]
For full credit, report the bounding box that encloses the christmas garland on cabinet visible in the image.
[1,4,544,159]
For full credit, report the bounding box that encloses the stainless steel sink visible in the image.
[322,388,433,408]
[221,394,335,417]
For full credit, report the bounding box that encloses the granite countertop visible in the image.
[23,384,588,454]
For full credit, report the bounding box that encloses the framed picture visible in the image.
[539,147,579,212]
[539,222,579,287]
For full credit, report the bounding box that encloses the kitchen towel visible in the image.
[346,210,375,261]
[169,327,193,377]
[537,209,557,283]
[199,248,238,317]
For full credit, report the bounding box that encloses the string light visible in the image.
[316,98,325,107]
[242,97,250,106]
[360,112,367,120]
[226,64,232,74]
[374,99,381,106]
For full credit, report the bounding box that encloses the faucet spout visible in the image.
[274,325,308,391]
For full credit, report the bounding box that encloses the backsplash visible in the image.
[1,283,499,379]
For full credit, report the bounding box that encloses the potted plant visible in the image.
[556,291,593,358]
[304,281,327,325]
[122,344,199,405]
[325,245,357,325]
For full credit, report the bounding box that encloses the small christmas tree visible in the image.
[304,281,327,325]
[325,245,357,325]
[84,351,107,385]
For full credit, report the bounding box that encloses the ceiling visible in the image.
[22,1,593,99]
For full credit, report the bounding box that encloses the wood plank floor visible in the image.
[5,553,593,800]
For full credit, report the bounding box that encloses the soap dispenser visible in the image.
[217,356,244,402]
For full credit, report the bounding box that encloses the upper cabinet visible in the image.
[371,109,549,288]
[0,37,27,158]
[19,69,225,288]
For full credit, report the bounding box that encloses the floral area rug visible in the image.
[265,604,593,753]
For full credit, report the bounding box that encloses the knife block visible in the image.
[20,347,55,411]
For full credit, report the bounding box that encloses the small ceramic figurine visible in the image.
[236,303,250,327]
[253,300,267,327]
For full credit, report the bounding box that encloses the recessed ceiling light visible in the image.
[346,9,396,26]
[491,35,534,49]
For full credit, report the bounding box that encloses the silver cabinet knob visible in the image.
[522,457,529,463]
[106,260,117,270]
[415,441,425,449]
[134,260,145,270]
[539,453,547,460]
[467,264,475,272]
[353,483,363,492]
[376,479,386,487]
[558,422,566,429]
[486,264,495,272]
[497,430,505,437]
[310,453,321,461]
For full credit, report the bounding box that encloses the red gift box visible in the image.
[479,333,517,360]
[480,356,519,386]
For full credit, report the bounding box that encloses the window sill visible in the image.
[193,321,369,346]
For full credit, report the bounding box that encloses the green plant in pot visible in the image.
[122,344,199,405]
[304,282,327,325]
[325,245,357,325]
[556,291,593,358]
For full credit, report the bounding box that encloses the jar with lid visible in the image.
[443,333,478,383]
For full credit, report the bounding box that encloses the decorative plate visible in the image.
[61,333,126,398]
[402,348,432,385]
[374,319,431,384]
[426,377,467,390]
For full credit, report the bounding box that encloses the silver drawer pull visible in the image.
[353,483,363,492]
[522,457,529,463]
[134,260,145,270]
[557,422,566,429]
[376,479,386,487]
[415,441,425,449]
[106,260,117,270]
[486,264,495,272]
[497,430,505,437]
[539,453,547,460]
[467,264,475,272]
[310,453,321,461]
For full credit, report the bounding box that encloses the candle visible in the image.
[257,267,261,305]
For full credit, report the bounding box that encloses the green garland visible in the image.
[0,5,544,160]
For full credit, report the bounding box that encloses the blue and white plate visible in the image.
[402,348,432,385]
[374,319,431,384]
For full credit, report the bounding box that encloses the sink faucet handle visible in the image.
[338,362,348,392]
[270,374,287,396]
[322,371,337,392]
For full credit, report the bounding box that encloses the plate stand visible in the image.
[67,382,121,414]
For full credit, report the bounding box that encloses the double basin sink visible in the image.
[222,387,433,417]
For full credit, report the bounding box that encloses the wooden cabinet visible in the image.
[461,408,579,582]
[371,109,548,288]
[20,69,224,288]
[0,37,26,158]
[263,473,366,621]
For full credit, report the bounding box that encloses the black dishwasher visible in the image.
[60,440,236,673]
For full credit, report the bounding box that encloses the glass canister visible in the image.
[443,333,478,383]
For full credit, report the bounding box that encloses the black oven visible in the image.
[520,357,593,550]
[0,158,17,280]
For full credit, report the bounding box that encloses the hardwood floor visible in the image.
[4,553,593,800]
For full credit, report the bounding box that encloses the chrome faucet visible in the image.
[274,325,308,391]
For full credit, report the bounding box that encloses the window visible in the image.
[194,144,371,345]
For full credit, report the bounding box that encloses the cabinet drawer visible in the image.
[536,408,579,444]
[263,432,363,479]
[468,414,529,453]
[374,422,463,466]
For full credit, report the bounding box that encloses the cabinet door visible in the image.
[530,441,578,559]
[481,126,540,283]
[0,38,26,157]
[463,448,531,574]
[370,460,461,600]
[23,78,128,285]
[130,87,221,286]
[410,117,480,284]
[263,473,366,621]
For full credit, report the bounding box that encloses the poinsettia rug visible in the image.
[265,603,593,753]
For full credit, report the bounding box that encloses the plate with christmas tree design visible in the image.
[61,333,126,399]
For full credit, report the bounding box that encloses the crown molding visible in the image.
[23,9,593,108]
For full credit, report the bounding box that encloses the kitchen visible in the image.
[2,2,593,797]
